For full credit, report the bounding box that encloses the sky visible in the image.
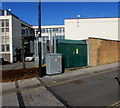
[1,2,119,26]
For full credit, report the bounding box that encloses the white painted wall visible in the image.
[0,16,11,62]
[65,18,119,40]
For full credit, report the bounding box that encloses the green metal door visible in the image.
[57,39,87,68]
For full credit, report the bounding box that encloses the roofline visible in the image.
[1,10,33,28]
[65,17,120,20]
[88,37,120,42]
[32,25,65,28]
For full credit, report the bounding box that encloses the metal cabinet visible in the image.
[46,53,62,75]
[57,39,87,68]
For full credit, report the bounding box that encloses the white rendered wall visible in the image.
[65,18,119,40]
[0,16,12,62]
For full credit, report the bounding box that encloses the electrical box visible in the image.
[57,39,87,68]
[46,53,62,75]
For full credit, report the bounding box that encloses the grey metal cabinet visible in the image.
[46,53,62,75]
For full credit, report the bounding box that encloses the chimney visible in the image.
[4,10,7,16]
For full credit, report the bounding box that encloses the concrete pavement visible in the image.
[1,62,120,107]
[2,78,64,107]
[41,62,120,85]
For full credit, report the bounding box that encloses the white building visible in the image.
[33,25,65,40]
[33,25,65,65]
[0,10,34,63]
[65,17,119,40]
[2,9,119,64]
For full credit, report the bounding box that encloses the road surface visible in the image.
[47,68,119,107]
[2,65,120,107]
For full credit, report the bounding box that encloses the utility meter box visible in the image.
[46,53,62,75]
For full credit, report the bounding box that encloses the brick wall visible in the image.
[89,37,120,66]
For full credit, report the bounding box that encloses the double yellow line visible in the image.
[47,67,120,87]
[2,67,120,107]
[2,67,119,96]
[108,101,120,107]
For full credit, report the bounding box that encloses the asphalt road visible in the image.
[2,63,120,107]
[0,61,35,70]
[48,68,119,107]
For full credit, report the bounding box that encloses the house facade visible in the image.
[0,10,34,63]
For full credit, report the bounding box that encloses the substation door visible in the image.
[57,39,87,68]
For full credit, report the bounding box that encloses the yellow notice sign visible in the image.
[76,49,79,54]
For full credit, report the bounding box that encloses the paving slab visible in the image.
[2,93,19,106]
[2,82,16,93]
[2,77,64,106]
[18,77,41,89]
[21,87,64,106]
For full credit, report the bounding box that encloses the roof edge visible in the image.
[65,17,120,20]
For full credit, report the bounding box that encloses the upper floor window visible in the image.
[0,44,10,52]
[1,28,9,32]
[1,44,5,52]
[53,28,58,32]
[6,44,10,52]
[0,19,9,27]
[41,29,45,33]
[45,28,48,33]
[0,19,4,27]
[5,19,9,27]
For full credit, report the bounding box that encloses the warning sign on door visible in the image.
[76,49,79,54]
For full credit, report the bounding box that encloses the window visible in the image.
[45,29,48,33]
[1,36,9,44]
[2,28,4,32]
[1,28,9,32]
[6,44,9,52]
[2,19,4,27]
[0,19,9,27]
[53,28,56,32]
[21,29,25,34]
[58,28,62,32]
[53,28,58,32]
[2,45,5,52]
[26,30,30,35]
[5,19,9,27]
[45,36,49,40]
[5,28,9,32]
[41,29,45,33]
[1,44,10,52]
